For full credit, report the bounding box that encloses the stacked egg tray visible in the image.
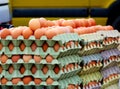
[0,33,83,89]
[79,30,120,56]
[79,48,120,88]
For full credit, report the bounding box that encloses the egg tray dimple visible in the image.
[80,71,102,85]
[58,75,82,89]
[101,74,120,89]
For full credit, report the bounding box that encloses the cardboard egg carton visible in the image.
[83,82,101,89]
[102,83,119,89]
[80,53,103,74]
[80,71,102,85]
[58,75,82,89]
[101,49,120,68]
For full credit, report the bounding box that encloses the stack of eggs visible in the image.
[0,17,120,89]
[79,27,120,88]
[0,18,84,89]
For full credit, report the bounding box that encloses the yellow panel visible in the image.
[93,17,108,26]
[90,0,115,8]
[10,0,89,8]
[12,17,107,27]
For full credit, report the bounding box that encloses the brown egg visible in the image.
[31,43,37,51]
[67,84,75,89]
[1,54,8,64]
[11,27,23,39]
[23,55,32,62]
[53,42,60,52]
[0,28,11,39]
[34,28,46,39]
[11,55,21,63]
[42,42,48,52]
[22,27,33,39]
[19,42,26,51]
[31,65,37,74]
[29,18,41,31]
[0,42,3,50]
[8,42,14,51]
[1,78,8,84]
[46,55,53,63]
[8,65,14,74]
[0,65,3,74]
[54,65,60,74]
[61,20,76,28]
[23,76,33,84]
[46,77,54,85]
[45,28,58,39]
[39,17,47,27]
[19,65,25,74]
[33,55,42,63]
[12,78,21,84]
[42,65,49,74]
[74,19,83,27]
[46,20,56,27]
[87,18,96,26]
[34,78,42,85]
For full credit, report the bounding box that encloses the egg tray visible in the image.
[101,74,120,89]
[58,75,82,89]
[83,82,101,89]
[101,65,120,79]
[0,54,81,67]
[80,63,102,75]
[0,81,59,89]
[80,71,102,85]
[0,33,81,47]
[102,83,119,89]
[0,43,81,58]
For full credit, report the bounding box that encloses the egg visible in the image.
[31,65,37,74]
[1,78,8,84]
[0,42,3,50]
[67,84,75,89]
[8,65,14,74]
[23,55,32,62]
[11,55,21,63]
[46,77,54,85]
[54,65,60,74]
[0,28,11,39]
[33,55,42,63]
[12,78,21,84]
[22,27,33,39]
[0,65,3,74]
[19,65,25,74]
[53,42,60,52]
[45,28,58,39]
[19,42,26,51]
[31,43,37,51]
[74,19,83,27]
[46,55,53,63]
[61,20,76,28]
[46,20,56,27]
[87,18,96,26]
[11,27,23,39]
[57,18,65,26]
[8,42,14,51]
[39,17,47,27]
[42,65,49,74]
[29,19,41,31]
[1,54,8,64]
[34,78,42,85]
[23,76,33,84]
[42,42,48,52]
[82,19,89,27]
[34,28,46,39]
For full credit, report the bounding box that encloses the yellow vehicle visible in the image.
[10,0,116,27]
